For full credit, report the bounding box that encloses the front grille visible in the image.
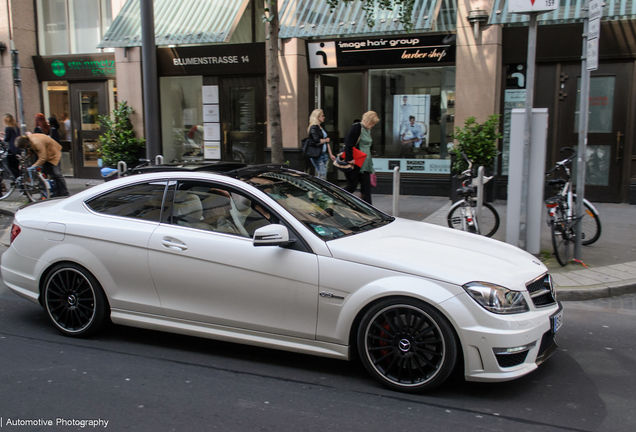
[526,274,556,307]
[495,351,529,368]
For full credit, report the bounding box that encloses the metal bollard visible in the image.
[117,161,128,177]
[392,166,400,217]
[476,166,484,233]
[155,155,164,165]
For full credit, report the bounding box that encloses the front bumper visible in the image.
[441,294,562,383]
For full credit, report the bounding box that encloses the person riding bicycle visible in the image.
[16,134,69,197]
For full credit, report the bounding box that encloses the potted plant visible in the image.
[98,101,146,168]
[450,114,502,202]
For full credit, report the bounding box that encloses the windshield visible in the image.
[242,171,394,240]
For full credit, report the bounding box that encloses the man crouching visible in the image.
[16,134,69,197]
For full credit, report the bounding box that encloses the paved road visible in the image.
[1,248,634,431]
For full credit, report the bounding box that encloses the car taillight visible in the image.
[10,223,21,244]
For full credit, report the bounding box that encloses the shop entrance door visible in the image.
[556,62,631,202]
[69,81,108,178]
[220,77,265,164]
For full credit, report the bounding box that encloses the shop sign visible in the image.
[158,43,265,76]
[32,54,116,81]
[307,35,455,70]
[373,158,451,174]
[508,0,559,13]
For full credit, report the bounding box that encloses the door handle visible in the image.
[161,238,188,251]
[616,131,623,161]
[74,129,78,140]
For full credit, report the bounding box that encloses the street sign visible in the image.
[508,0,560,13]
[587,38,599,71]
[589,0,603,20]
[588,16,601,41]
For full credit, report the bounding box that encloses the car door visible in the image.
[82,180,171,314]
[146,179,320,339]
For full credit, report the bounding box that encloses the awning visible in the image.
[489,0,636,26]
[98,0,250,48]
[278,0,457,39]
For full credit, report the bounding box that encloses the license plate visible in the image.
[551,310,563,333]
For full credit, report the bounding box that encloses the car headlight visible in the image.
[463,282,529,314]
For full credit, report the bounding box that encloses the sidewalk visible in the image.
[1,179,635,301]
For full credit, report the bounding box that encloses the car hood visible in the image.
[326,218,546,290]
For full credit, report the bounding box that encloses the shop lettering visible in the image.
[401,48,447,61]
[66,60,116,76]
[406,160,426,171]
[173,56,240,66]
[589,96,609,106]
[337,38,421,50]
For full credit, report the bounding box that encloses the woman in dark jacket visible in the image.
[48,117,61,143]
[307,109,335,180]
[342,111,379,204]
[2,114,21,178]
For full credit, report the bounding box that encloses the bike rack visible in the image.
[155,155,164,165]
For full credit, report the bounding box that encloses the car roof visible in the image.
[131,162,297,179]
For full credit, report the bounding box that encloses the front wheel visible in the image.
[573,197,601,246]
[42,263,109,337]
[0,168,16,200]
[357,298,457,393]
[551,217,575,266]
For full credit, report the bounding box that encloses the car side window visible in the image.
[171,181,274,238]
[85,182,169,222]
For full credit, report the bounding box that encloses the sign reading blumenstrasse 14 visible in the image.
[508,0,559,13]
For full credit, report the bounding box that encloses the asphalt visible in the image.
[1,178,635,301]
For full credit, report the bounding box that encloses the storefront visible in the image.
[156,44,266,164]
[32,54,117,178]
[306,34,456,194]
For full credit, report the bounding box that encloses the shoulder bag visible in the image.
[302,136,322,159]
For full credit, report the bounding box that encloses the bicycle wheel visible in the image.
[551,216,575,266]
[447,200,477,233]
[23,173,50,202]
[0,168,16,200]
[447,200,499,237]
[580,200,601,246]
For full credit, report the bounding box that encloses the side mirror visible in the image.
[253,224,295,247]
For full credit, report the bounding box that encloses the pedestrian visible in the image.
[307,109,335,180]
[343,111,379,204]
[2,114,22,178]
[48,116,61,143]
[60,112,71,141]
[33,113,50,135]
[16,134,69,197]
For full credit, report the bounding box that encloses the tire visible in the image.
[0,168,16,200]
[23,173,50,202]
[357,298,457,393]
[579,198,601,246]
[551,215,574,266]
[42,263,109,337]
[447,200,500,237]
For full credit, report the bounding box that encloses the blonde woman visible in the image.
[343,111,379,204]
[307,109,335,180]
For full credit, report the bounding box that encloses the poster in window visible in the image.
[204,141,221,160]
[203,104,220,123]
[393,94,431,155]
[204,123,221,141]
[203,85,219,104]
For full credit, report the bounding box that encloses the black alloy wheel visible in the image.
[358,299,457,392]
[43,263,109,337]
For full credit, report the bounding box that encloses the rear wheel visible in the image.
[579,199,601,246]
[23,173,50,202]
[447,200,499,237]
[357,298,457,393]
[42,263,109,337]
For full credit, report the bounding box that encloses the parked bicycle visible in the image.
[0,143,50,202]
[545,147,602,266]
[447,154,500,237]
